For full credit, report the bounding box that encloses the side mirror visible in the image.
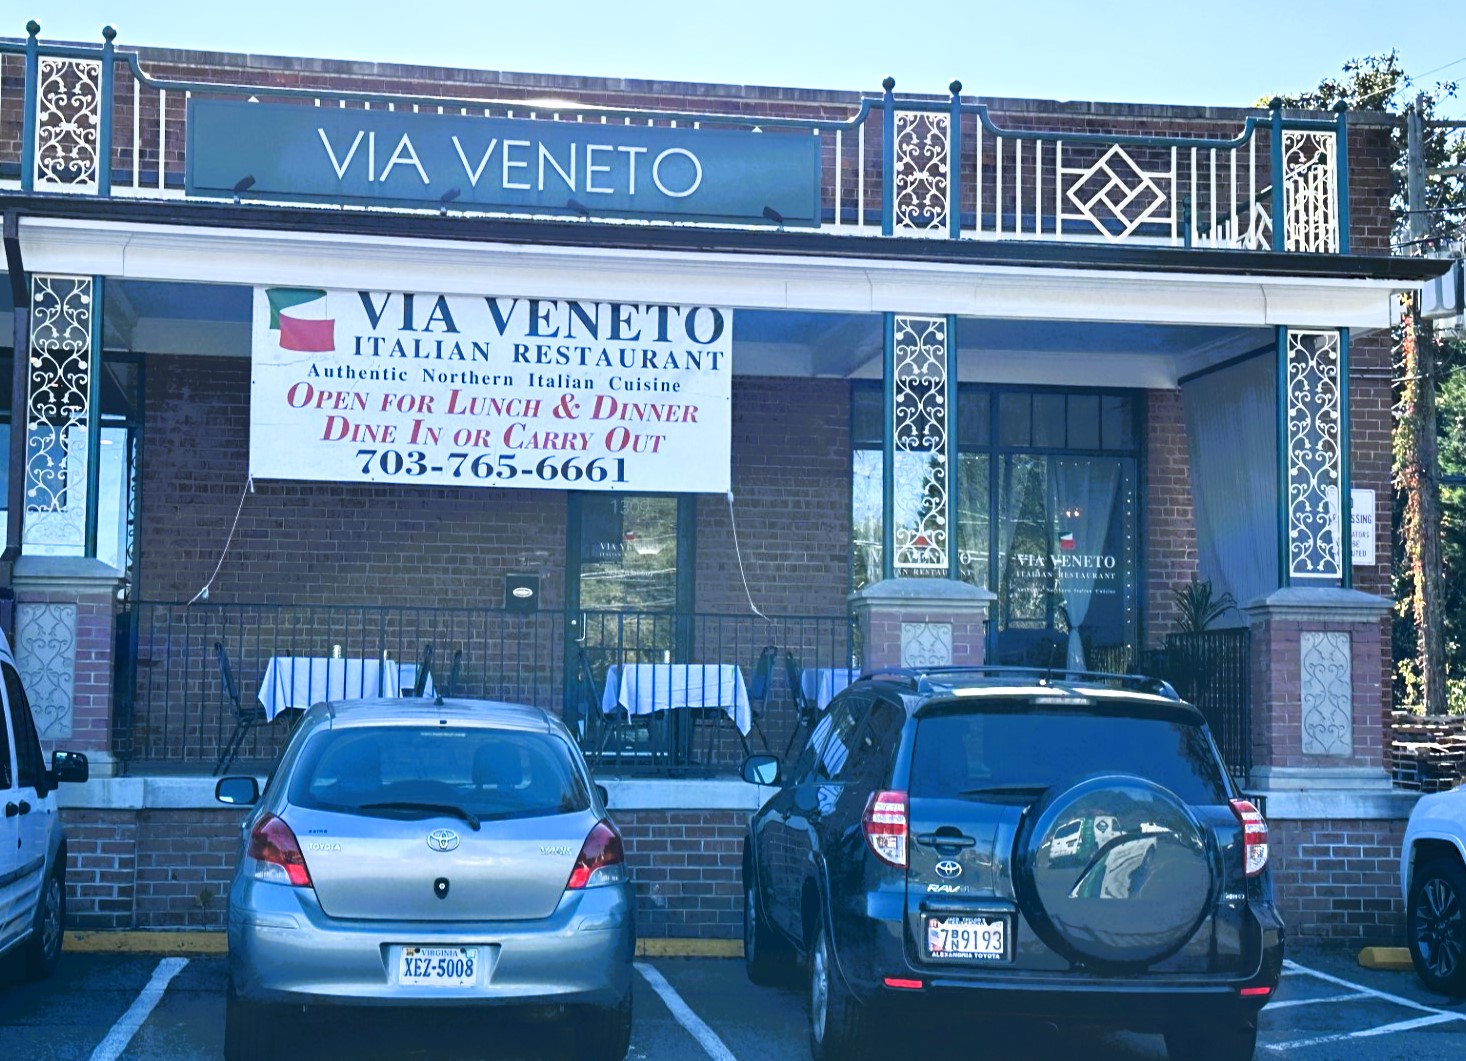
[215,776,260,807]
[740,754,782,787]
[50,749,89,784]
[596,783,610,808]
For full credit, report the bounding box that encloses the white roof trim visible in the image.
[17,215,1410,330]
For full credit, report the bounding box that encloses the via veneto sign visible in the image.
[188,99,821,227]
[248,287,732,494]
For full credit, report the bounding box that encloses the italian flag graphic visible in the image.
[266,287,335,352]
[1059,532,1076,551]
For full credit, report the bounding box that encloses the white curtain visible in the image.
[1051,459,1122,669]
[1180,352,1278,621]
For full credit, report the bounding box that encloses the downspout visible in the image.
[2,210,28,637]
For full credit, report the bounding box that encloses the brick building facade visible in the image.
[0,26,1442,945]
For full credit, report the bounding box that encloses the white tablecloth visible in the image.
[601,663,751,736]
[801,667,860,710]
[258,657,402,721]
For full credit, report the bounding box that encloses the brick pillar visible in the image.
[1242,587,1393,793]
[12,556,125,776]
[850,578,994,671]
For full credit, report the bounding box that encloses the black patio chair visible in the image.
[744,645,777,753]
[411,644,434,697]
[782,650,818,758]
[213,642,269,775]
[592,652,664,773]
[435,649,463,701]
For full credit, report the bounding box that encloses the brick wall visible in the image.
[1145,389,1199,642]
[138,357,850,617]
[62,805,750,940]
[62,806,1411,944]
[1269,818,1406,943]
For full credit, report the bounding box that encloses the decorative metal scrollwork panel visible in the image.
[893,111,950,232]
[1281,131,1339,253]
[15,602,78,740]
[1285,329,1342,581]
[26,276,94,552]
[34,57,102,192]
[892,315,948,573]
[1061,144,1173,242]
[1300,630,1351,756]
[901,622,953,668]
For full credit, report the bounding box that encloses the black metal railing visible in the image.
[1141,628,1252,779]
[115,601,856,775]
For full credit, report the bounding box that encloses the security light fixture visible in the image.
[231,174,256,205]
[762,204,785,227]
[566,197,591,219]
[438,187,461,216]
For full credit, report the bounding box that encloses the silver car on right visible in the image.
[215,695,634,1061]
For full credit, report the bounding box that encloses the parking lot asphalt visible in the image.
[2,943,1463,1061]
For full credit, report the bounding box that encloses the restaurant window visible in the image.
[852,384,1141,670]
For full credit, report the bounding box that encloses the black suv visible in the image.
[740,667,1282,1061]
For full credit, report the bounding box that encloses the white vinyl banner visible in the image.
[249,288,732,492]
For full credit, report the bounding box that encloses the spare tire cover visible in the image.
[1015,774,1215,968]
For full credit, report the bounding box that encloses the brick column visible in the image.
[850,578,994,671]
[1242,587,1392,792]
[12,555,125,776]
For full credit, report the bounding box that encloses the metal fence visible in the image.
[114,601,856,775]
[1142,628,1252,779]
[2,25,1348,253]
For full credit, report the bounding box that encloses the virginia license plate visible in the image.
[926,915,1009,961]
[397,945,478,987]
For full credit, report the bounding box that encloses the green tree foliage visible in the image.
[1269,53,1466,712]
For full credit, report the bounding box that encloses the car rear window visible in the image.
[910,703,1230,805]
[289,727,591,821]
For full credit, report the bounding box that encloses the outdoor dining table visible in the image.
[801,666,861,710]
[600,662,752,736]
[258,656,403,721]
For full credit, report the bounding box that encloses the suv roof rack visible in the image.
[860,665,1182,701]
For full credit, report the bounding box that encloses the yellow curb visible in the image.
[64,931,228,954]
[64,931,739,959]
[1358,946,1413,971]
[636,939,742,958]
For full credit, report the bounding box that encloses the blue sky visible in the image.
[12,0,1466,115]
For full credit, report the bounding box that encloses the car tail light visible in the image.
[862,790,908,868]
[566,819,627,889]
[1230,799,1269,877]
[246,813,313,887]
[1239,986,1272,997]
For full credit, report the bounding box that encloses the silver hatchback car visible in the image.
[215,696,634,1061]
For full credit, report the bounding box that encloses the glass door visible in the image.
[565,494,695,759]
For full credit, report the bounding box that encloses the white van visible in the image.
[0,627,89,981]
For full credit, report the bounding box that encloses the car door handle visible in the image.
[915,830,975,849]
[5,801,22,817]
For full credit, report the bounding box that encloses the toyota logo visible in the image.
[935,859,963,880]
[427,829,461,852]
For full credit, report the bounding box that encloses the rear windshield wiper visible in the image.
[954,784,1050,799]
[357,801,482,830]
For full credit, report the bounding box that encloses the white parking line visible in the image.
[1262,958,1466,1052]
[1265,992,1369,1011]
[635,961,740,1061]
[88,957,189,1061]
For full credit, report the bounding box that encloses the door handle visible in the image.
[4,801,20,817]
[915,830,975,849]
[17,800,30,815]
